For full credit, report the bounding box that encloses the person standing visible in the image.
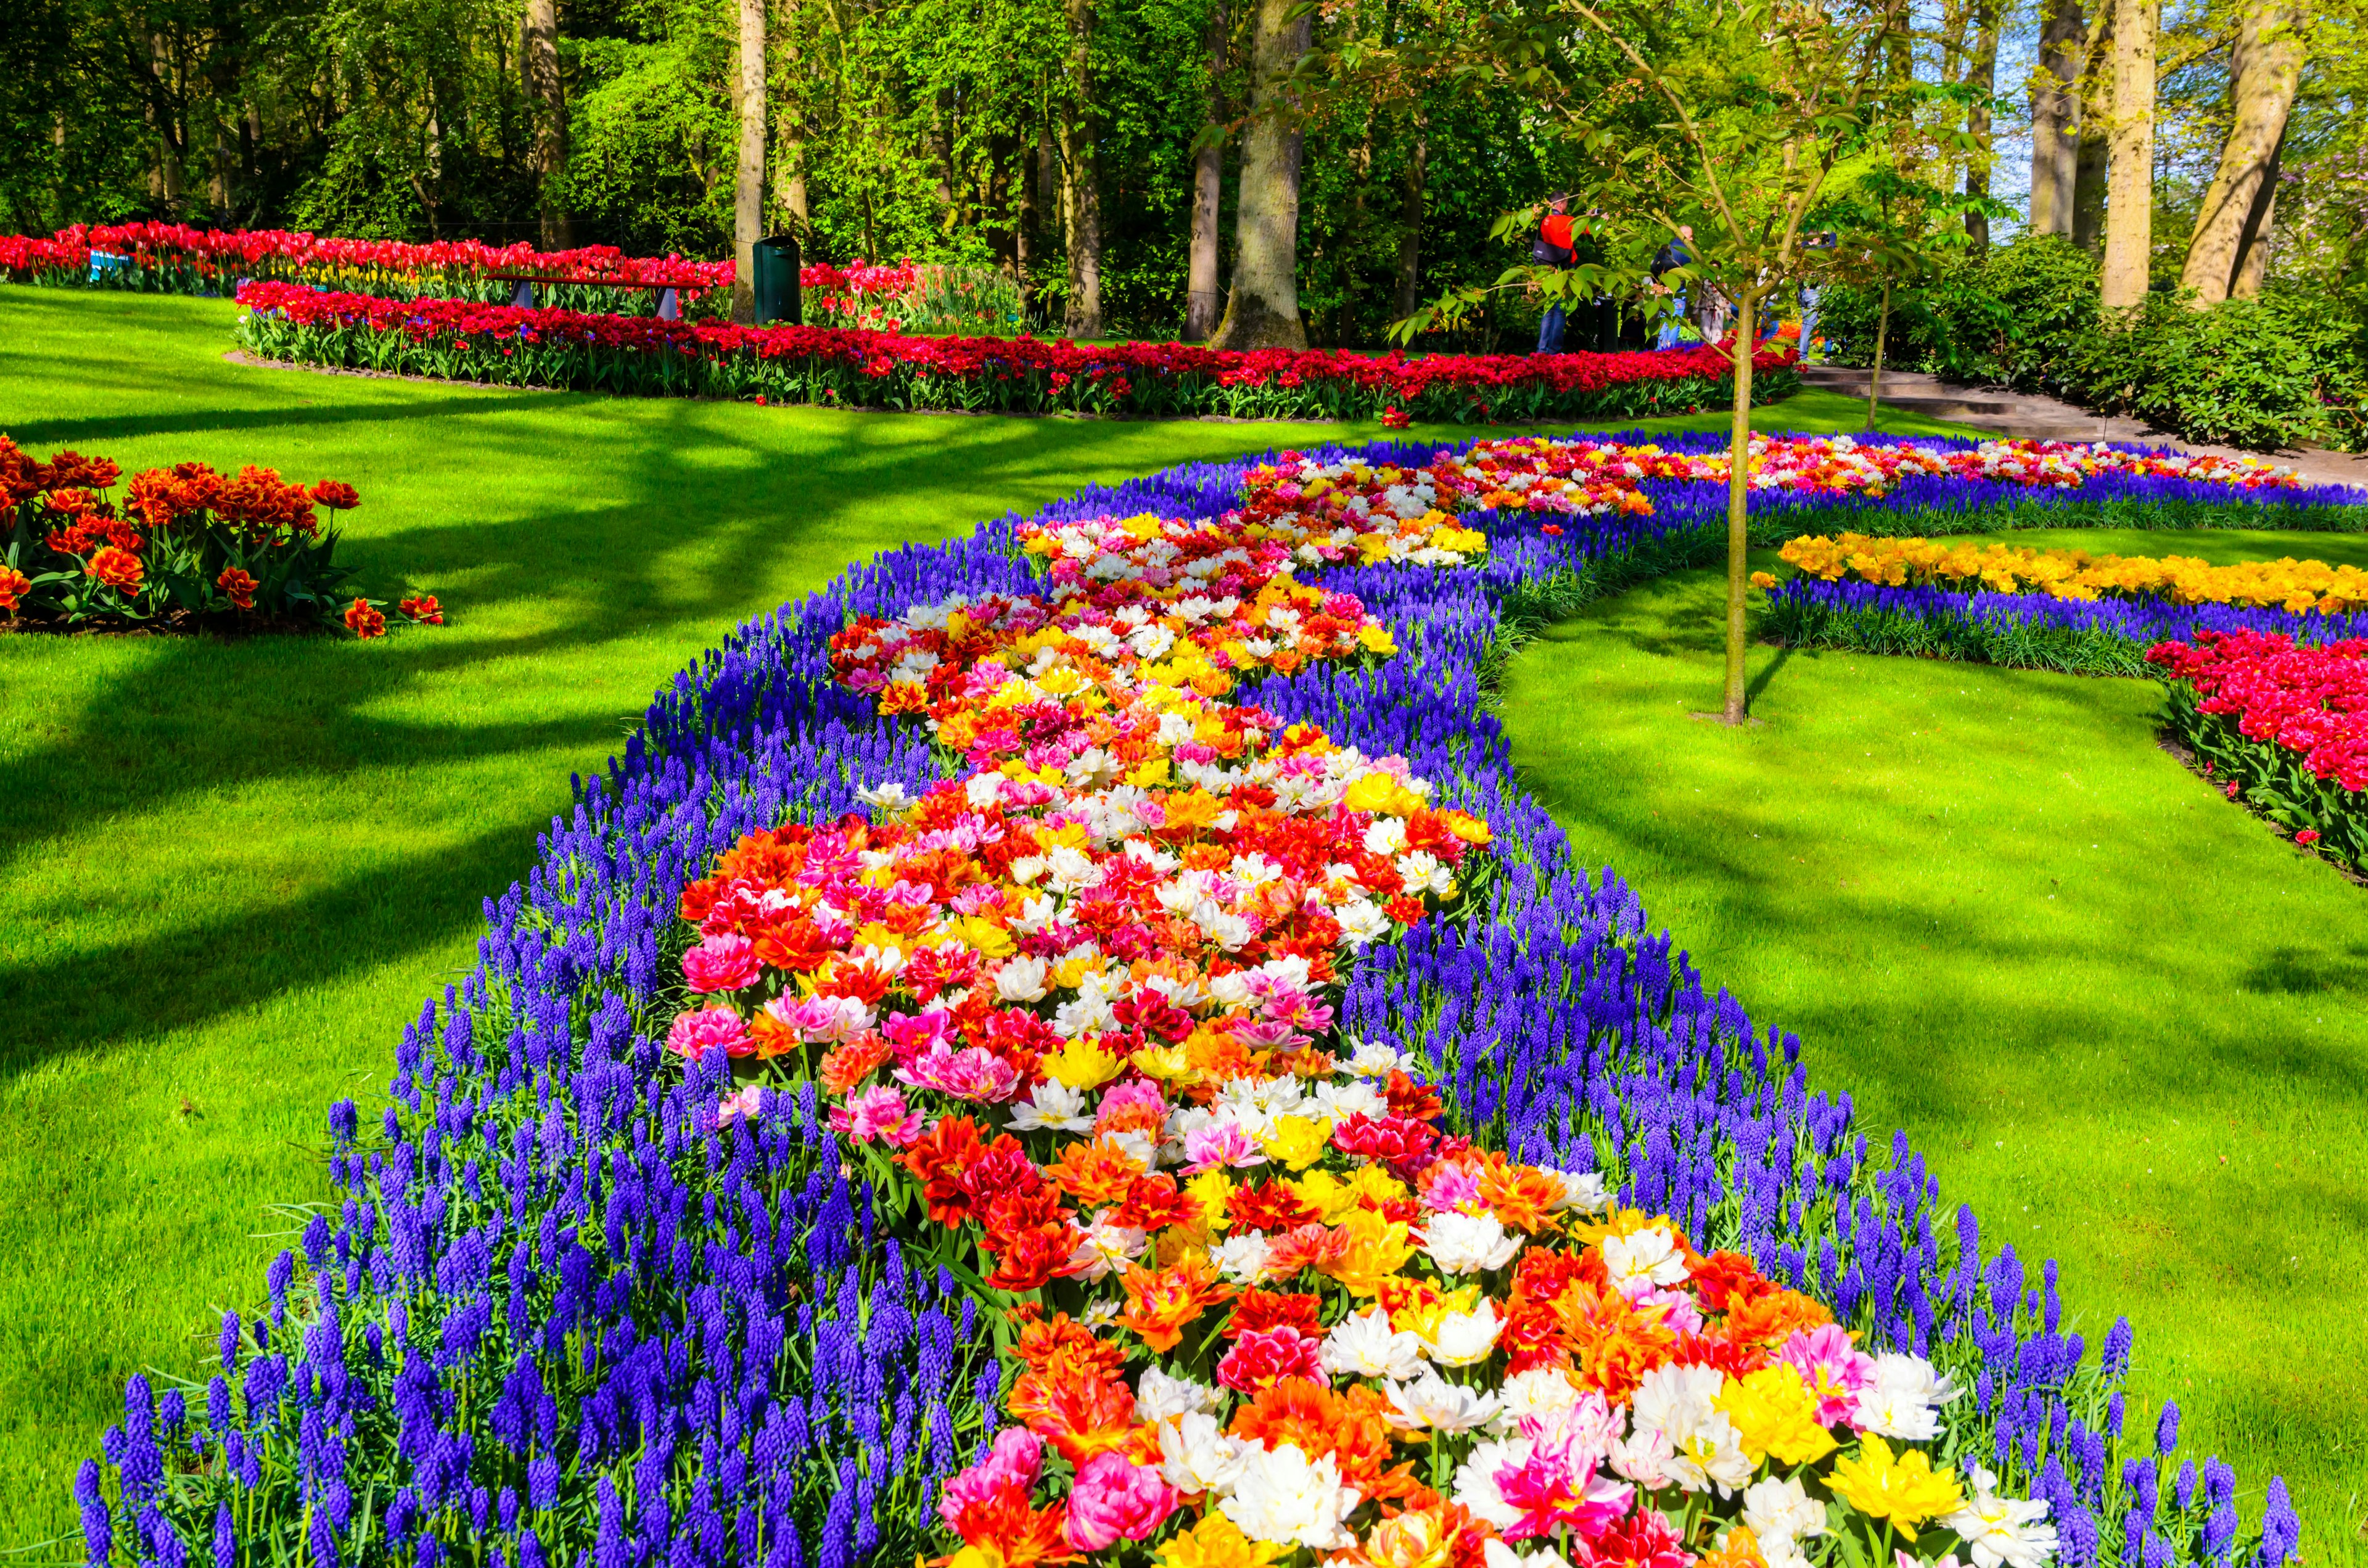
[1651,224,1693,350]
[1533,194,1578,355]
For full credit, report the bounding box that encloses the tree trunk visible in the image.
[2231,138,2280,297]
[1963,0,2000,255]
[2028,0,2084,235]
[1061,0,1103,338]
[2178,0,2301,306]
[1186,0,1228,340]
[730,0,767,323]
[1018,128,1041,322]
[2099,0,2155,311]
[523,0,570,248]
[1721,292,1758,725]
[1394,126,1426,322]
[1209,0,1307,350]
[1866,276,1891,432]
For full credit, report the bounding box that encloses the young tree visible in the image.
[1061,0,1103,337]
[1389,0,1910,724]
[2027,0,2086,236]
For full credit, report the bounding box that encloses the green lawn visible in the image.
[1498,555,2368,1564]
[0,284,1973,1548]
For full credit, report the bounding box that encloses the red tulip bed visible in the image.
[228,281,1797,424]
[0,435,440,636]
[0,222,738,316]
[2147,631,2368,872]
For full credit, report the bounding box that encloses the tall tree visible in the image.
[1186,0,1228,340]
[1960,0,1999,255]
[2099,0,2155,309]
[1060,0,1103,337]
[731,0,767,322]
[2028,0,2084,235]
[522,0,569,247]
[1209,0,1308,348]
[2179,0,2303,305]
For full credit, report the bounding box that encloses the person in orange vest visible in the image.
[1533,194,1579,355]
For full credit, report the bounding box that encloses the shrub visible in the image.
[1815,236,2368,454]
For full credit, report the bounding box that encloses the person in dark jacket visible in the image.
[1650,226,1693,350]
[1533,195,1578,355]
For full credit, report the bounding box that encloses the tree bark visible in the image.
[1866,276,1891,432]
[1395,126,1426,322]
[1061,0,1103,338]
[1018,126,1042,321]
[1186,0,1228,340]
[1209,0,1307,350]
[1962,0,2000,255]
[731,0,767,323]
[2028,0,2084,236]
[2231,135,2280,297]
[2099,0,2155,311]
[1720,292,1758,725]
[2177,0,2301,306]
[523,0,570,248]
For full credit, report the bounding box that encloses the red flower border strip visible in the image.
[2147,630,2368,872]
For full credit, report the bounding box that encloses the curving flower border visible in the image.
[69,433,2335,1568]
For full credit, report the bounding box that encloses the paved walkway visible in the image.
[1801,364,2368,493]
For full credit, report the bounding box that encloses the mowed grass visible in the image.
[1498,554,2368,1563]
[0,283,1971,1546]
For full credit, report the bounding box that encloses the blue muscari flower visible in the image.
[211,1504,234,1568]
[76,1459,111,1566]
[2156,1400,2181,1455]
[2201,1503,2238,1562]
[2203,1458,2235,1510]
[2173,1460,2198,1511]
[2260,1478,2301,1568]
[2102,1316,2133,1380]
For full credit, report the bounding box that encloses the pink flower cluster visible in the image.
[2147,630,2368,791]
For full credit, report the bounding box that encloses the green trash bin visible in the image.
[752,234,802,326]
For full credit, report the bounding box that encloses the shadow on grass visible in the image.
[10,390,570,446]
[0,390,1267,1077]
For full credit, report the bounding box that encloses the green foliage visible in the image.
[559,29,736,258]
[1819,235,2368,453]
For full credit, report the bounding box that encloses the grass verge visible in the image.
[1498,548,2368,1565]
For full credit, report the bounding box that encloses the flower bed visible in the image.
[2147,631,2368,872]
[0,435,438,634]
[70,433,2312,1568]
[0,223,736,314]
[1775,534,2368,612]
[229,282,1799,424]
[1758,580,2368,678]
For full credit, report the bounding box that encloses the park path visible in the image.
[1802,363,2368,492]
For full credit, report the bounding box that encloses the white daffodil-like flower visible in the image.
[1320,1307,1427,1381]
[1423,1212,1524,1275]
[963,773,1003,808]
[1481,1543,1571,1568]
[1490,1367,1589,1436]
[1852,1353,1963,1442]
[1219,1443,1362,1549]
[1942,1467,2060,1568]
[1334,898,1391,948]
[1157,1411,1249,1498]
[1548,1168,1611,1213]
[1601,1224,1690,1287]
[1212,1230,1275,1286]
[1344,1039,1409,1078]
[1384,1369,1500,1434]
[1007,1080,1093,1134]
[1629,1363,1751,1496]
[1309,1077,1389,1123]
[853,781,912,813]
[992,955,1050,1003]
[1420,1298,1505,1366]
[1743,1473,1831,1565]
[1135,1368,1220,1424]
